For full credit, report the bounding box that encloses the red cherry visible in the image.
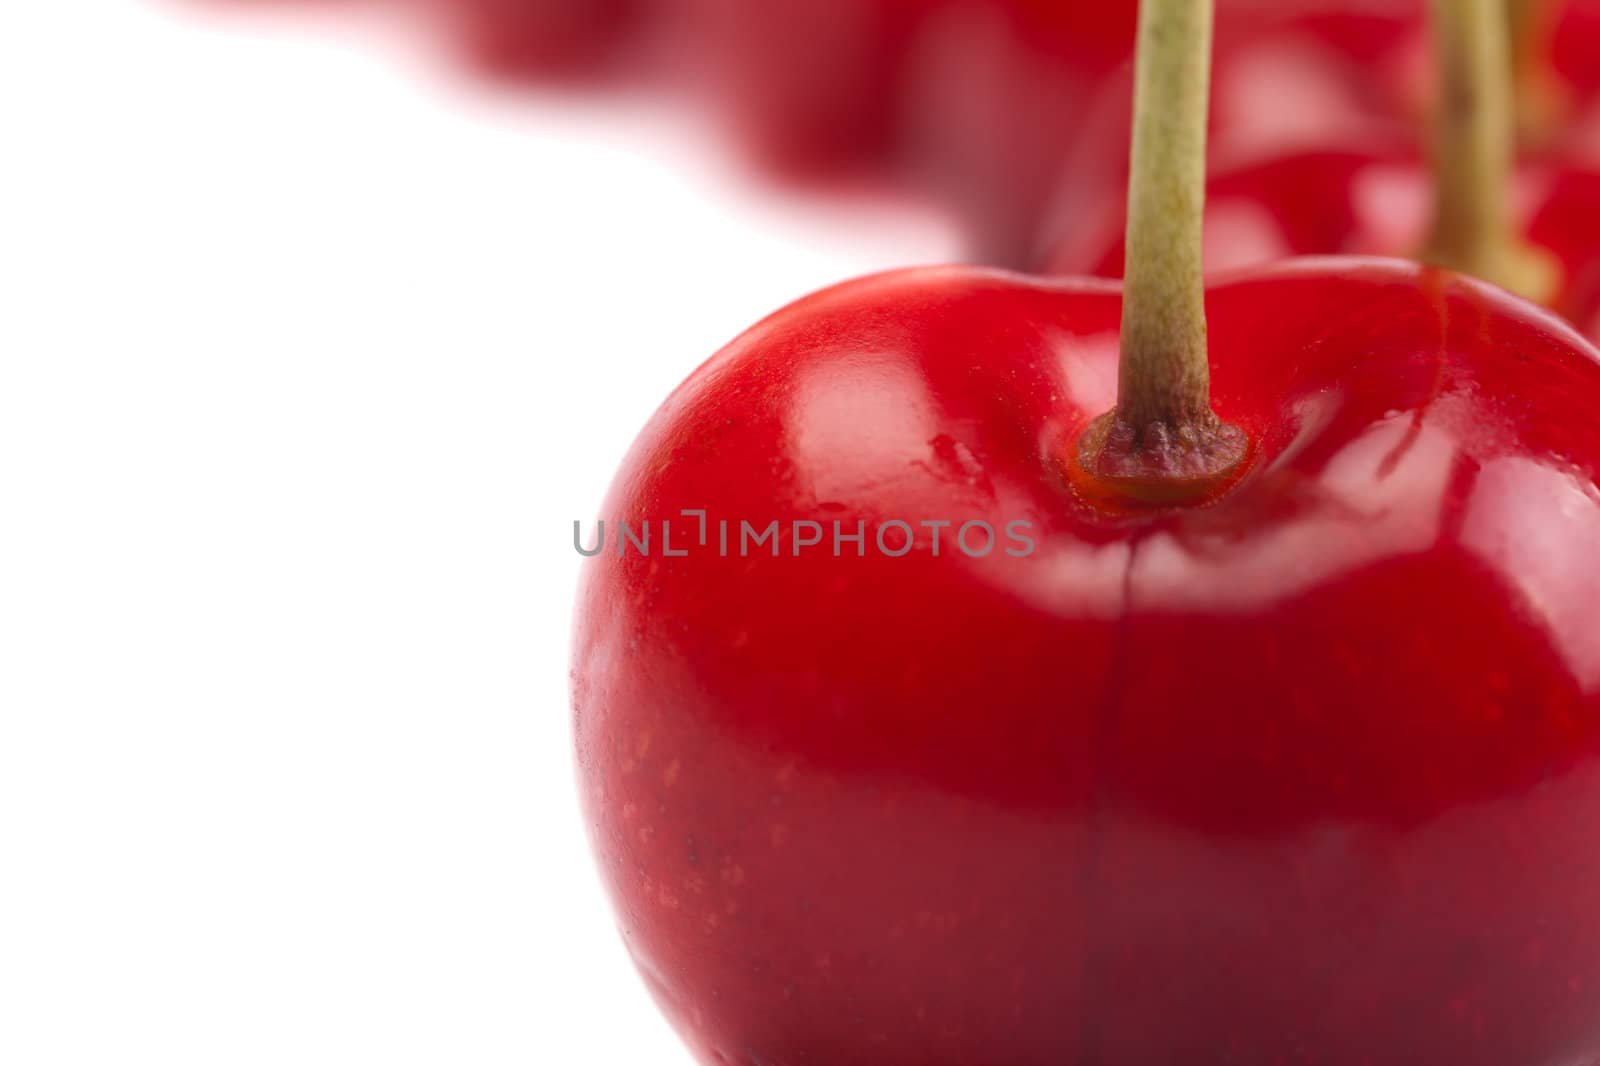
[976,0,1140,71]
[676,0,931,177]
[427,0,645,81]
[573,259,1600,1065]
[1209,8,1419,158]
[1374,0,1600,159]
[899,0,1418,230]
[898,3,1113,261]
[1030,4,1421,268]
[1540,0,1600,155]
[1202,1,1600,163]
[675,0,1142,244]
[1045,145,1600,341]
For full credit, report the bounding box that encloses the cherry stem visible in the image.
[1507,0,1569,140]
[1079,0,1245,500]
[1119,0,1212,430]
[1423,0,1556,301]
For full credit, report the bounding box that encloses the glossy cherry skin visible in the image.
[1046,146,1600,342]
[573,259,1600,1065]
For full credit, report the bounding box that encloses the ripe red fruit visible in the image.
[675,0,1142,243]
[1369,0,1600,157]
[1208,4,1419,157]
[1044,146,1600,340]
[1193,1,1600,162]
[677,0,930,177]
[898,0,1139,261]
[573,259,1600,1065]
[428,0,645,81]
[1031,3,1420,268]
[1514,0,1600,156]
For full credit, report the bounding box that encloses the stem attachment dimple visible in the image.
[1422,0,1559,303]
[1077,0,1245,502]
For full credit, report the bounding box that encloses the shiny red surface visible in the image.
[573,260,1600,1065]
[1046,147,1600,342]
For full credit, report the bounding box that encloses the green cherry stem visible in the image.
[1423,0,1559,302]
[1078,0,1246,500]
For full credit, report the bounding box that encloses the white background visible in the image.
[0,3,957,1062]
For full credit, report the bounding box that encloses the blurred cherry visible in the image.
[424,0,650,82]
[672,0,1141,252]
[1275,0,1600,158]
[673,0,932,178]
[1029,1,1422,267]
[899,1,1118,262]
[1048,147,1600,341]
[1048,0,1600,339]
